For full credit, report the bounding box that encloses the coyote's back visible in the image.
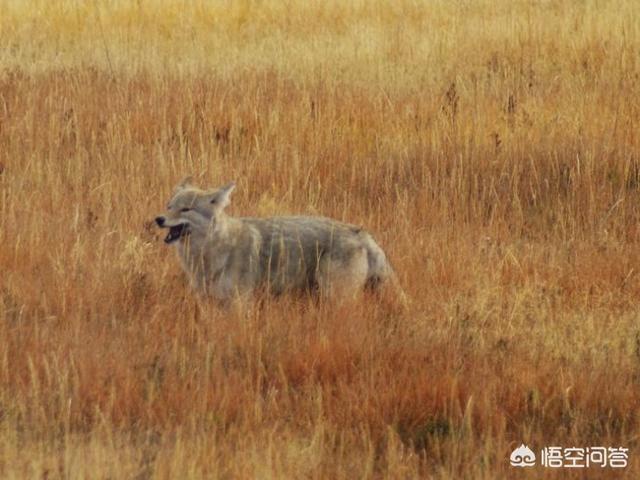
[240,215,394,296]
[155,179,399,303]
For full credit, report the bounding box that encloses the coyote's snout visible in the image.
[155,177,400,304]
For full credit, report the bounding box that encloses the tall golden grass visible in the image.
[1,0,640,478]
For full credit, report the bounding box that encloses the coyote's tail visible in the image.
[361,232,410,307]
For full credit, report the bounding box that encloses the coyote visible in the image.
[155,178,400,304]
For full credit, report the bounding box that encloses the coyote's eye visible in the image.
[180,207,191,212]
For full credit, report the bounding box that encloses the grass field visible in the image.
[1,0,640,478]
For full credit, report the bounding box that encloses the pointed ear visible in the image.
[209,182,236,208]
[175,175,194,191]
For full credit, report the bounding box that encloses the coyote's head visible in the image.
[155,177,236,244]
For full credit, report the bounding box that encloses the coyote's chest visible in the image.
[176,238,233,297]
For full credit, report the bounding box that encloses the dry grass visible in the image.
[1,0,640,478]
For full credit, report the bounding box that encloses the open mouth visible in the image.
[164,223,189,244]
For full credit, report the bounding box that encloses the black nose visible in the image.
[155,216,165,227]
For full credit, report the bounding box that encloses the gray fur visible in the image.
[155,180,396,303]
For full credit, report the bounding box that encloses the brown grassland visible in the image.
[1,0,640,478]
